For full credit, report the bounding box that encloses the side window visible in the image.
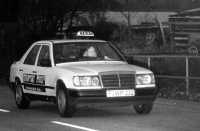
[24,45,41,65]
[37,45,50,66]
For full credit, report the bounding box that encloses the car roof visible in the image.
[35,39,107,44]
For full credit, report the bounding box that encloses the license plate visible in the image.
[106,90,135,97]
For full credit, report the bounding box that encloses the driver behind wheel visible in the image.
[83,46,97,57]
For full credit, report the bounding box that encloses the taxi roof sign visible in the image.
[76,31,94,37]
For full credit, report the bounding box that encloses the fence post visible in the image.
[186,57,189,96]
[148,57,150,69]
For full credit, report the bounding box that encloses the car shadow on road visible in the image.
[10,102,159,118]
[74,105,139,118]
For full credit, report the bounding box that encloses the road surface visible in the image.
[0,84,199,131]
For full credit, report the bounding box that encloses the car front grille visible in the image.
[99,71,135,88]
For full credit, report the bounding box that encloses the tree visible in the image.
[18,0,68,39]
[66,0,82,34]
[117,0,138,28]
[78,0,120,25]
[92,18,119,41]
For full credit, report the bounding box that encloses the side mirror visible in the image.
[40,59,51,67]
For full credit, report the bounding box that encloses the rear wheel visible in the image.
[134,103,153,114]
[57,88,76,118]
[15,84,30,109]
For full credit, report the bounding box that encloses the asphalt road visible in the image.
[0,84,200,131]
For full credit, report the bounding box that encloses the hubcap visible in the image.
[138,104,142,108]
[16,85,22,104]
[135,104,143,109]
[58,90,66,113]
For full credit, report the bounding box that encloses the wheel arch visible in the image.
[15,77,21,85]
[56,79,70,99]
[9,77,21,93]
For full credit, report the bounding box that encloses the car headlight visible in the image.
[136,74,155,85]
[73,76,100,86]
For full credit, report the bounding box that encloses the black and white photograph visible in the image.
[0,0,200,131]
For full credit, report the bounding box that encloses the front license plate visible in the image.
[106,90,135,97]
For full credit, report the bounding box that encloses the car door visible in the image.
[33,44,54,96]
[20,44,41,93]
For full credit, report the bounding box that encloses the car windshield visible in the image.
[53,42,125,64]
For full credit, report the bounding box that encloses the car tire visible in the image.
[15,84,30,109]
[134,103,153,114]
[57,87,76,118]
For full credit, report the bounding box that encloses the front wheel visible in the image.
[15,84,30,109]
[57,88,76,118]
[134,103,153,114]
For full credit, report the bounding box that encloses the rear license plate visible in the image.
[106,90,135,97]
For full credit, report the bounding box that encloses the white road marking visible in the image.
[51,121,99,131]
[0,109,10,112]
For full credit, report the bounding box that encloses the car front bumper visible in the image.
[68,87,159,107]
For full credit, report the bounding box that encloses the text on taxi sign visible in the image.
[77,31,94,36]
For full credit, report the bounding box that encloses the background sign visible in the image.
[189,46,198,56]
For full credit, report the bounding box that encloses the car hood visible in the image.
[56,61,152,74]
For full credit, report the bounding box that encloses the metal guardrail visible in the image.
[124,55,200,95]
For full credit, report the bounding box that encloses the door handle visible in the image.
[19,69,23,72]
[33,70,37,73]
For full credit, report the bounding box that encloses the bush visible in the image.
[157,78,200,101]
[92,19,119,41]
[0,56,12,84]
